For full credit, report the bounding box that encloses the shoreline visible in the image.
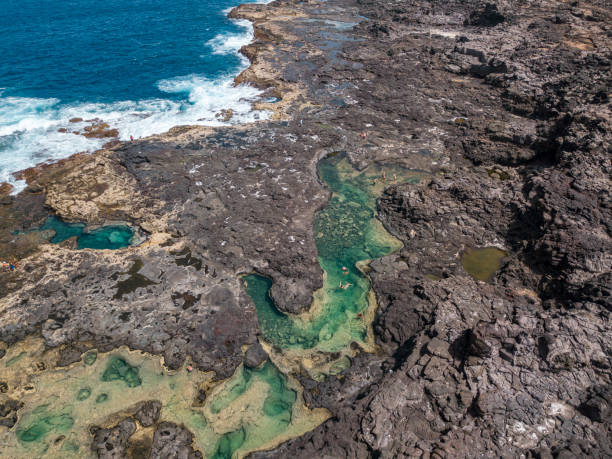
[0,0,274,196]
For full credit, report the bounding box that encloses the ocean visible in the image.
[0,0,269,192]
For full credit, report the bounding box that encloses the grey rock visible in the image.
[580,385,612,423]
[150,422,202,459]
[244,342,268,369]
[90,418,136,459]
[1,0,610,457]
[134,400,162,427]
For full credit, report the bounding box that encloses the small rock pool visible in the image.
[41,216,136,250]
[461,247,508,282]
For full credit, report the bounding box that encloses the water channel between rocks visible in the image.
[244,153,425,377]
[0,154,425,458]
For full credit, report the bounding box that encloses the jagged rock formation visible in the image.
[0,0,609,457]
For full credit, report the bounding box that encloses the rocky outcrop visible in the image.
[149,422,202,459]
[90,419,137,459]
[244,341,268,369]
[134,400,162,427]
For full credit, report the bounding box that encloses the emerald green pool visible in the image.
[40,216,134,250]
[244,154,423,353]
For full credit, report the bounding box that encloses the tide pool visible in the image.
[0,337,327,459]
[244,154,426,359]
[0,156,425,457]
[461,246,508,282]
[40,216,135,250]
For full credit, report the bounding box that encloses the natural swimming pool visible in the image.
[1,338,326,459]
[244,154,425,373]
[41,216,135,250]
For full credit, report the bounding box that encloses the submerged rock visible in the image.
[134,400,162,427]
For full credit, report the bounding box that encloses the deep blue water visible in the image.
[0,0,268,191]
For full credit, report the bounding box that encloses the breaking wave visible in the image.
[0,8,267,193]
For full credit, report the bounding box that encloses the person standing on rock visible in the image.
[6,257,18,271]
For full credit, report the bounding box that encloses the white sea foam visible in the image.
[0,9,268,194]
[207,18,253,67]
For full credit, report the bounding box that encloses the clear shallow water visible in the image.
[244,154,425,356]
[0,0,269,191]
[40,216,134,250]
[1,158,426,457]
[1,338,326,458]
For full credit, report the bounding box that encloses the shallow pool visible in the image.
[244,154,425,357]
[461,247,508,282]
[41,216,135,250]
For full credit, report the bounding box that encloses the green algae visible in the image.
[198,360,318,458]
[83,351,97,366]
[328,355,351,376]
[461,247,508,282]
[5,351,26,367]
[1,338,327,459]
[61,440,80,453]
[244,154,425,355]
[210,367,253,415]
[213,428,246,459]
[101,356,142,387]
[210,361,296,427]
[76,388,91,401]
[258,362,296,425]
[16,404,74,444]
[1,154,423,458]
